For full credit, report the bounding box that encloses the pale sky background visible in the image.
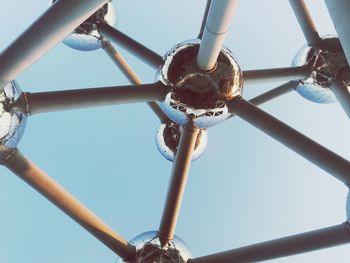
[0,1,350,262]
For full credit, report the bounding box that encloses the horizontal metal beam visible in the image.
[188,223,350,263]
[243,66,309,85]
[249,81,298,106]
[197,0,238,71]
[158,125,199,246]
[228,81,298,120]
[20,82,169,115]
[0,0,109,89]
[98,23,163,69]
[229,97,350,185]
[102,40,169,123]
[3,149,136,261]
[289,0,321,47]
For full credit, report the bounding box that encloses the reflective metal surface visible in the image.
[292,36,349,103]
[116,231,192,263]
[50,0,116,51]
[155,122,208,162]
[0,81,27,162]
[157,40,242,128]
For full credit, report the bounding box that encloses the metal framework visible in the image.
[1,0,350,262]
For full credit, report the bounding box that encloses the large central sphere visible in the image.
[157,40,243,128]
[117,231,192,263]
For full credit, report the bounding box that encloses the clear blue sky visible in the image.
[0,0,350,262]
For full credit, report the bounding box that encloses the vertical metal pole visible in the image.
[324,0,350,66]
[330,78,350,119]
[196,0,238,71]
[0,0,109,89]
[158,125,199,246]
[3,150,136,261]
[198,0,212,39]
[289,0,321,47]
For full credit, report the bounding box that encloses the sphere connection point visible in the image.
[51,0,116,51]
[155,122,208,162]
[0,81,27,163]
[117,231,192,263]
[157,40,243,128]
[292,36,350,103]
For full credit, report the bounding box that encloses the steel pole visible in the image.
[229,97,350,185]
[98,23,163,69]
[228,81,298,120]
[0,0,109,89]
[196,0,238,71]
[3,149,136,261]
[188,223,350,263]
[102,40,169,123]
[243,66,309,85]
[324,0,350,66]
[23,82,168,115]
[330,78,350,119]
[198,0,212,39]
[158,125,199,246]
[248,81,298,106]
[289,0,321,47]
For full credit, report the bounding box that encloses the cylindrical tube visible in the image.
[0,0,109,89]
[26,82,168,115]
[243,66,309,85]
[4,150,136,260]
[98,23,163,69]
[158,125,199,246]
[196,0,238,71]
[229,97,350,185]
[189,223,350,263]
[324,0,350,66]
[288,0,321,47]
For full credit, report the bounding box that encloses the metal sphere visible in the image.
[155,122,208,162]
[292,36,349,103]
[116,231,192,263]
[157,40,242,128]
[0,81,27,162]
[51,0,116,51]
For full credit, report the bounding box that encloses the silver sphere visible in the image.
[51,0,116,51]
[0,81,27,162]
[155,122,208,162]
[292,36,349,103]
[116,231,192,263]
[157,40,243,128]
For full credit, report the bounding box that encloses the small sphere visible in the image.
[50,0,116,51]
[0,81,27,162]
[116,231,192,263]
[292,36,349,103]
[157,40,242,128]
[155,122,208,162]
